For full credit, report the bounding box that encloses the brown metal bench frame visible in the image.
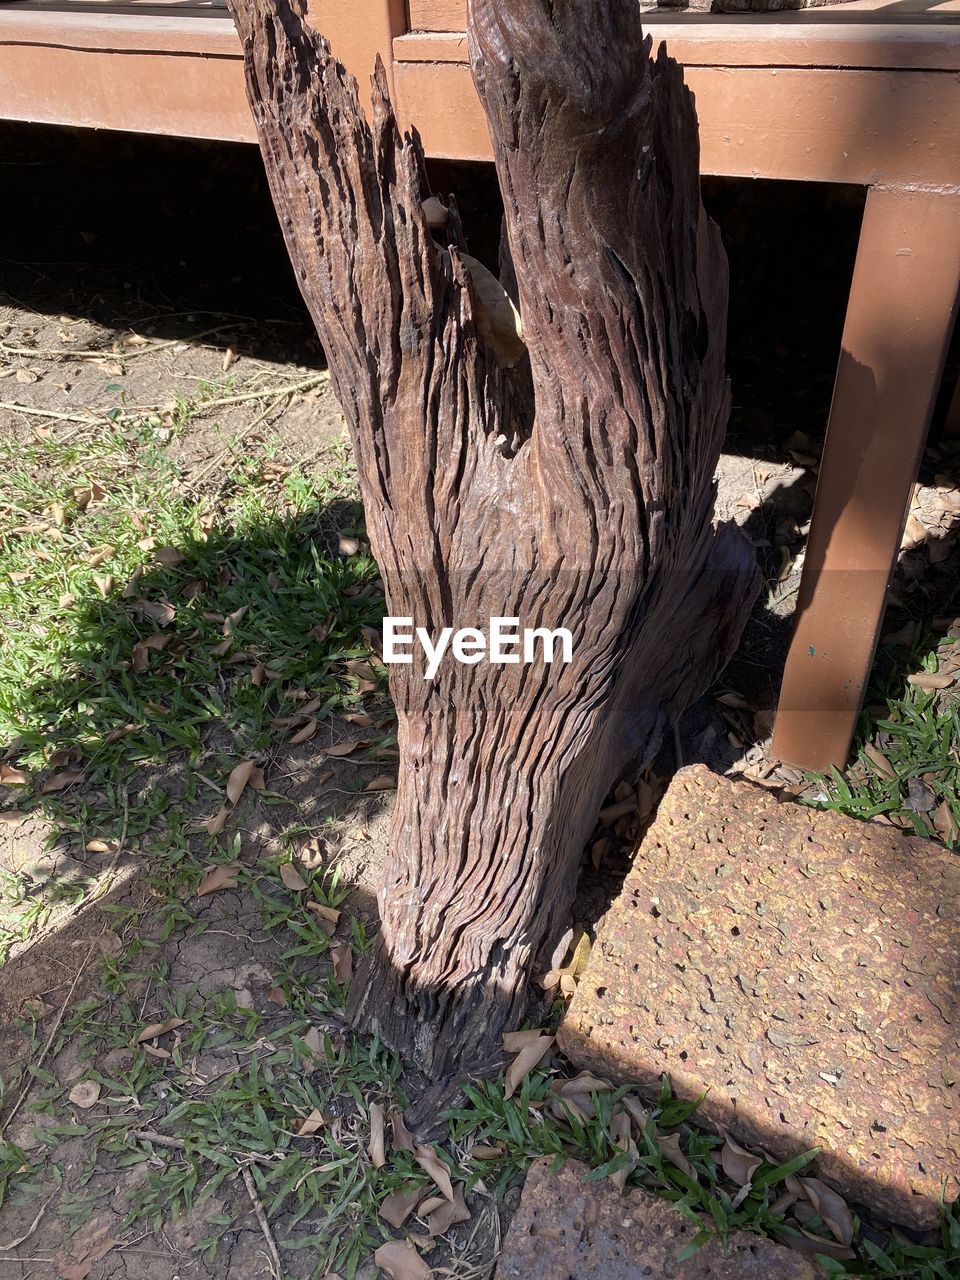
[1,0,958,772]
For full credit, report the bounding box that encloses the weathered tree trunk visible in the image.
[231,0,760,1086]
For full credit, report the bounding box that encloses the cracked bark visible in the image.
[230,0,760,1084]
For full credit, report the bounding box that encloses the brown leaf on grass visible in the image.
[908,670,954,690]
[290,718,319,746]
[719,1129,762,1186]
[322,737,370,757]
[338,535,360,555]
[364,774,396,792]
[390,1107,416,1153]
[414,1144,454,1201]
[502,1028,548,1052]
[380,1183,423,1229]
[621,1095,650,1131]
[296,1107,327,1136]
[344,660,378,691]
[153,546,185,568]
[9,571,32,585]
[121,565,144,598]
[0,765,29,786]
[135,597,175,626]
[307,903,340,936]
[137,1017,187,1042]
[224,605,247,636]
[785,1228,855,1261]
[182,578,205,601]
[655,1133,698,1183]
[934,799,959,843]
[280,862,309,891]
[226,760,256,805]
[68,1081,101,1109]
[470,1141,506,1160]
[211,636,233,658]
[250,662,265,688]
[301,1026,323,1059]
[93,573,114,598]
[798,1177,854,1246]
[503,1033,554,1099]
[73,481,106,511]
[373,1241,433,1280]
[344,712,375,727]
[197,864,239,896]
[863,743,897,780]
[41,769,83,794]
[265,986,287,1006]
[368,1102,387,1168]
[425,1184,470,1234]
[608,1108,639,1194]
[551,1072,613,1098]
[205,807,229,836]
[330,943,353,984]
[83,834,118,855]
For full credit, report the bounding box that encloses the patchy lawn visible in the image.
[0,300,958,1280]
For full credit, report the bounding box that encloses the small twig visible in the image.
[0,1194,52,1250]
[0,325,236,363]
[0,939,99,1138]
[241,1164,284,1280]
[0,401,105,426]
[130,1129,187,1152]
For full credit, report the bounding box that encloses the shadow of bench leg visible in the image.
[772,183,960,773]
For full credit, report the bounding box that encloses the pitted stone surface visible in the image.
[494,1157,823,1279]
[558,765,960,1229]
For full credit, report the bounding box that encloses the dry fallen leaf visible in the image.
[331,943,353,984]
[344,712,375,727]
[322,737,370,757]
[390,1107,416,1153]
[197,864,239,897]
[414,1143,454,1201]
[380,1183,423,1229]
[204,807,229,836]
[68,1081,101,1109]
[15,368,39,384]
[290,718,319,746]
[608,1108,638,1194]
[908,670,954,691]
[503,1033,554,1099]
[373,1241,433,1280]
[798,1176,854,1246]
[280,861,309,892]
[338,534,360,555]
[425,1184,470,1234]
[135,597,175,627]
[0,765,29,787]
[368,1102,387,1168]
[933,798,959,843]
[306,903,340,936]
[137,1017,187,1042]
[296,1107,327,1136]
[153,546,185,568]
[225,760,257,805]
[83,834,118,855]
[656,1132,698,1183]
[364,774,396,792]
[470,1141,506,1160]
[719,1128,761,1187]
[863,743,897,780]
[265,985,287,1006]
[41,769,83,794]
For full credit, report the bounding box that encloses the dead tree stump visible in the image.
[231,0,760,1085]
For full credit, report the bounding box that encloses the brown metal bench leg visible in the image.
[772,183,960,773]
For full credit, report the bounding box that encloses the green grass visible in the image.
[812,626,960,847]
[1,415,959,1277]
